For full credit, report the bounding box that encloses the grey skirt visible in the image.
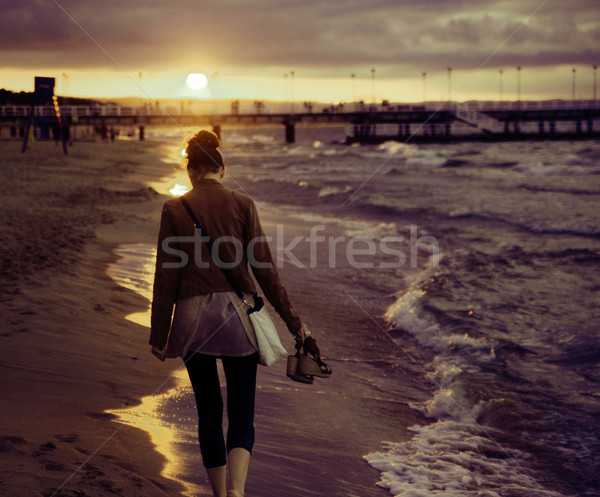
[166,292,257,359]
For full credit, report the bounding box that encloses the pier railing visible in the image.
[0,99,598,119]
[2,99,598,144]
[454,105,505,133]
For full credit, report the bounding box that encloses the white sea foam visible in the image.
[286,210,399,240]
[405,149,447,168]
[317,184,353,197]
[369,270,567,497]
[365,422,566,497]
[377,141,408,155]
[225,133,251,144]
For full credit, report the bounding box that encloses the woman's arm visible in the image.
[149,202,182,350]
[244,200,305,341]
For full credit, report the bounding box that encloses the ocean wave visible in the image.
[406,151,447,168]
[512,162,600,176]
[377,141,411,156]
[448,211,600,238]
[441,159,472,168]
[371,269,572,497]
[519,184,600,195]
[488,161,519,168]
[317,184,353,198]
[287,210,400,239]
[365,422,566,497]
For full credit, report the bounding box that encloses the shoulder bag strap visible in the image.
[179,196,247,302]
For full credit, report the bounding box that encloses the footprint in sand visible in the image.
[0,436,26,455]
[55,434,79,443]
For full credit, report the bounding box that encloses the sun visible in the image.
[186,73,208,91]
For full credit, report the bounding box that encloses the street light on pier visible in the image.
[593,64,598,109]
[447,67,452,105]
[211,72,219,114]
[572,68,577,108]
[516,66,522,104]
[290,70,295,114]
[499,69,504,103]
[351,73,356,103]
[371,68,376,104]
[422,72,427,104]
[284,73,288,113]
[138,72,143,108]
[62,73,69,106]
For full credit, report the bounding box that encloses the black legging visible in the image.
[184,352,258,468]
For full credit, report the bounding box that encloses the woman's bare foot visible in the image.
[226,491,242,497]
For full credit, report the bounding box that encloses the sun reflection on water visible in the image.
[106,369,203,497]
[106,244,204,496]
[103,167,209,495]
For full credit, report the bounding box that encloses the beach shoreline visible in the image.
[0,140,188,496]
[0,138,431,497]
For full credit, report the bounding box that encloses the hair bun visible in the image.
[191,129,221,150]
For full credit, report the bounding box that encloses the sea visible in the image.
[108,124,600,497]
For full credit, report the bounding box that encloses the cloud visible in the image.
[0,0,598,77]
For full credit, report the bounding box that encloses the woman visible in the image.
[149,129,308,497]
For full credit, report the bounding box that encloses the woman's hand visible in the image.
[151,345,167,361]
[293,324,311,345]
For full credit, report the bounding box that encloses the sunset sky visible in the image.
[1,0,599,103]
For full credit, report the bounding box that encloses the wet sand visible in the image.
[0,140,186,496]
[0,139,429,496]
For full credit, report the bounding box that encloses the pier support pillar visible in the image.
[285,123,295,143]
[576,120,582,134]
[445,123,451,136]
[588,120,594,133]
[538,121,545,134]
[550,121,556,134]
[212,124,221,140]
[139,125,145,141]
[398,123,410,136]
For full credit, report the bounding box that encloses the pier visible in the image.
[1,100,599,143]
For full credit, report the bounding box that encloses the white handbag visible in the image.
[181,197,287,367]
[244,294,287,367]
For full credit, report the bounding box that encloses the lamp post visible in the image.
[371,68,375,104]
[499,69,504,104]
[211,72,219,114]
[517,66,522,104]
[422,72,427,105]
[290,70,295,114]
[284,73,288,113]
[138,72,143,106]
[61,73,69,107]
[572,68,577,108]
[351,73,356,103]
[447,67,452,104]
[593,64,597,109]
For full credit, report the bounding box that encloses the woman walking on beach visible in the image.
[149,130,308,497]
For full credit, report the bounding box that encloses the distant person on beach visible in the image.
[149,129,308,497]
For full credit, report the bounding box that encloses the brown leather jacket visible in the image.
[150,179,303,348]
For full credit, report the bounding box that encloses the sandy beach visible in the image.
[0,140,187,496]
[0,138,429,496]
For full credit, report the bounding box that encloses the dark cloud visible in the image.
[0,0,598,76]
